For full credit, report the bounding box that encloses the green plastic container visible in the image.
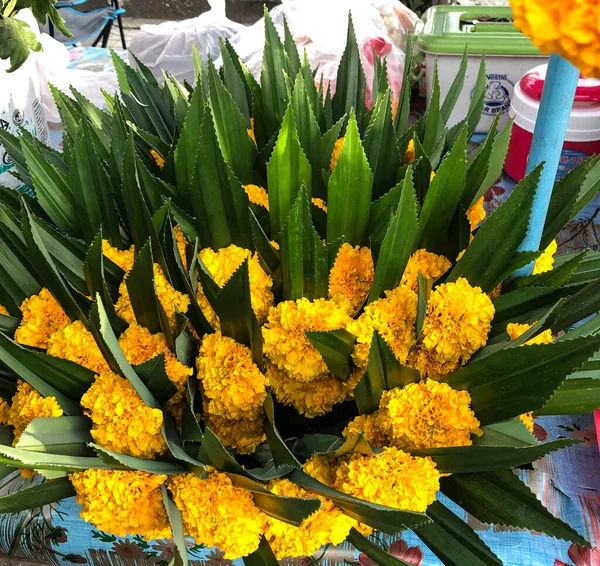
[416,6,547,133]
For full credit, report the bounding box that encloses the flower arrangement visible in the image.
[0,9,600,566]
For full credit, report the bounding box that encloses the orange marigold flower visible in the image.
[401,249,451,292]
[330,137,345,171]
[243,184,270,210]
[329,244,374,314]
[466,196,486,231]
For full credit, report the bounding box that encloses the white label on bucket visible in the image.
[472,74,514,117]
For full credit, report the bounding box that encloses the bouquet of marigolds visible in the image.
[0,8,600,566]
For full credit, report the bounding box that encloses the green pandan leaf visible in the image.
[536,378,600,416]
[267,104,313,240]
[93,444,187,475]
[347,529,412,566]
[368,167,418,302]
[327,111,373,246]
[84,230,117,309]
[134,354,178,406]
[162,485,189,566]
[447,165,542,292]
[0,477,75,514]
[306,329,356,380]
[441,471,589,546]
[243,536,279,566]
[280,186,328,301]
[415,501,502,566]
[446,333,600,425]
[332,13,366,129]
[17,416,92,456]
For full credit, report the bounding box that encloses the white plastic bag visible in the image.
[128,0,245,85]
[0,9,49,193]
[225,0,419,111]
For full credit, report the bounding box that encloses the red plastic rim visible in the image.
[521,70,600,103]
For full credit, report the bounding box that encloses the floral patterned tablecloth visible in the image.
[0,414,598,566]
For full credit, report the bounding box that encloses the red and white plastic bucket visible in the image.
[505,64,600,182]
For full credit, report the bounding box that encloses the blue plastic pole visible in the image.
[513,53,580,277]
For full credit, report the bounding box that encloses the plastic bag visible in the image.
[35,34,119,127]
[128,0,245,84]
[0,9,49,193]
[224,0,418,111]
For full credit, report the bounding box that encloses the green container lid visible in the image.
[416,6,544,56]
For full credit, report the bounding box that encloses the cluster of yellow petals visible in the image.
[203,410,265,455]
[149,149,166,169]
[81,370,167,459]
[15,288,70,349]
[248,118,257,147]
[305,448,440,513]
[510,0,600,78]
[198,245,274,323]
[404,138,416,164]
[197,333,267,420]
[312,198,328,213]
[378,380,481,449]
[116,264,190,327]
[263,298,350,382]
[118,323,192,391]
[6,380,63,443]
[266,362,361,418]
[0,305,9,316]
[506,322,553,346]
[466,196,486,231]
[533,240,558,275]
[401,249,451,292]
[520,412,535,433]
[330,137,345,171]
[47,320,108,374]
[342,413,390,448]
[265,479,356,559]
[328,244,374,314]
[349,284,418,369]
[409,278,494,378]
[243,184,270,210]
[102,241,134,272]
[70,470,170,540]
[168,471,266,559]
[174,226,188,270]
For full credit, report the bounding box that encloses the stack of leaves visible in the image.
[0,8,599,566]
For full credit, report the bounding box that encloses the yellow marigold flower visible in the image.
[266,363,361,418]
[196,281,219,330]
[378,380,481,449]
[334,447,440,512]
[203,410,265,455]
[199,245,274,322]
[174,226,188,271]
[248,117,257,147]
[197,333,268,420]
[263,298,351,382]
[102,241,135,272]
[0,305,8,316]
[506,322,553,346]
[168,471,266,559]
[312,198,328,213]
[466,196,486,231]
[81,371,167,459]
[533,240,558,275]
[304,453,338,487]
[115,264,190,327]
[408,278,494,378]
[401,249,451,292]
[265,479,356,559]
[70,470,170,539]
[243,184,270,210]
[15,288,70,349]
[8,380,63,443]
[118,323,192,391]
[510,0,600,78]
[329,244,374,314]
[0,397,9,425]
[47,320,109,374]
[348,284,418,369]
[520,412,535,433]
[330,137,345,171]
[150,149,165,169]
[404,139,415,164]
[342,413,389,448]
